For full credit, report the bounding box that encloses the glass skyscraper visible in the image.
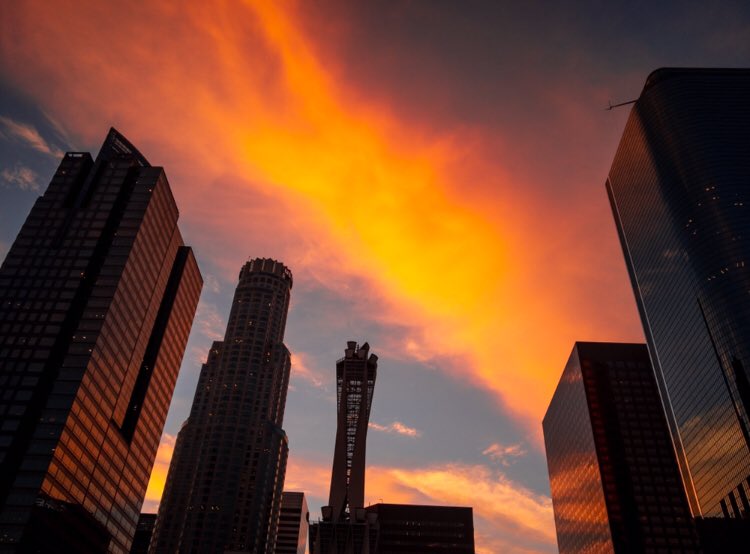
[0,128,203,553]
[607,68,750,517]
[543,342,700,553]
[151,258,293,553]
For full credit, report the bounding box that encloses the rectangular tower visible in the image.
[275,492,308,554]
[607,68,750,516]
[543,342,700,553]
[365,504,474,553]
[151,258,293,553]
[0,128,202,553]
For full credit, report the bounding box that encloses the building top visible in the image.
[96,127,151,166]
[542,341,645,426]
[340,341,378,364]
[239,257,293,288]
[642,67,750,93]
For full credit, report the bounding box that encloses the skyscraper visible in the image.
[328,342,377,524]
[310,341,378,554]
[607,68,750,517]
[543,342,700,553]
[275,492,308,554]
[150,258,293,553]
[0,128,202,553]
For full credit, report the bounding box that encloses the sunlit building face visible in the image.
[607,68,750,517]
[543,342,700,553]
[0,129,202,553]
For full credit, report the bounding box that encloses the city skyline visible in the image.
[3,2,750,553]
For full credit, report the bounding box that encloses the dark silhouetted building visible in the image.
[607,68,750,517]
[130,514,157,554]
[310,341,378,554]
[275,492,308,554]
[329,342,377,522]
[0,128,202,553]
[151,258,293,553]
[365,504,474,554]
[543,342,701,553]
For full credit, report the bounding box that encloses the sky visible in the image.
[1,1,750,552]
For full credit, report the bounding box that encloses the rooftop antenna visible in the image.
[607,99,638,111]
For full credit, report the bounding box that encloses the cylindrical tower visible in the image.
[151,258,293,553]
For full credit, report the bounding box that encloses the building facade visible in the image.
[130,514,157,554]
[275,492,308,554]
[150,258,293,553]
[543,342,700,553]
[365,504,474,554]
[607,68,750,517]
[0,128,202,553]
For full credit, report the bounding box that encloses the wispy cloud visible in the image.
[203,273,222,294]
[369,420,422,438]
[194,300,225,342]
[1,164,40,191]
[284,457,556,553]
[0,115,64,158]
[290,352,326,389]
[482,442,527,466]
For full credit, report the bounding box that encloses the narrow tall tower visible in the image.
[328,342,378,523]
[151,258,293,553]
[0,128,202,553]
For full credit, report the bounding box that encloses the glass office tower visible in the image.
[607,68,750,517]
[543,343,700,553]
[0,128,202,552]
[151,258,293,553]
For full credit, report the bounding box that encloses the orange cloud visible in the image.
[290,352,326,389]
[283,456,555,553]
[368,420,422,438]
[0,1,645,439]
[142,433,177,513]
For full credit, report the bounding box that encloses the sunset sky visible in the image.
[2,1,750,552]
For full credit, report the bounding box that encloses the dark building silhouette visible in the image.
[607,68,750,517]
[365,504,474,554]
[150,258,293,553]
[275,492,308,554]
[130,514,157,554]
[328,342,377,523]
[543,342,701,553]
[310,341,378,554]
[0,128,202,553]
